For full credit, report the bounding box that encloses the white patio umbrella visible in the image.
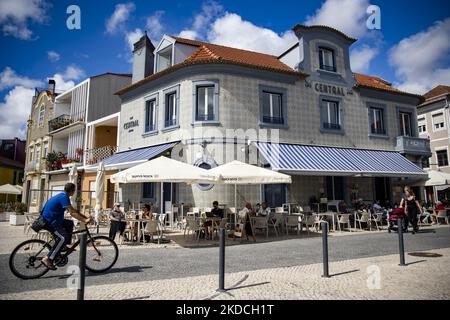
[111,156,221,214]
[68,165,78,206]
[208,160,292,209]
[94,161,105,224]
[0,184,22,203]
[111,156,220,184]
[425,170,450,186]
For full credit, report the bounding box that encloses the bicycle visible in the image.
[9,223,119,280]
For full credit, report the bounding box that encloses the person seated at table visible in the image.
[109,203,126,241]
[211,201,224,218]
[142,203,153,220]
[430,201,446,224]
[372,200,383,213]
[257,202,271,217]
[418,200,431,224]
[202,201,223,239]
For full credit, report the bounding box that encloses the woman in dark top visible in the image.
[402,186,420,234]
[109,203,126,241]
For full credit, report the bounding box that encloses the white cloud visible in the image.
[0,0,50,40]
[59,65,85,81]
[146,10,165,43]
[305,0,370,39]
[0,65,85,139]
[0,86,35,139]
[105,2,135,34]
[125,28,143,52]
[0,67,43,91]
[47,50,60,62]
[350,45,378,73]
[179,0,224,40]
[207,13,297,55]
[389,18,450,94]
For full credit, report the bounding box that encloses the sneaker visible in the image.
[41,257,57,270]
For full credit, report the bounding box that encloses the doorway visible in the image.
[264,184,287,208]
[326,176,345,200]
[374,177,391,204]
[39,178,46,210]
[106,179,115,209]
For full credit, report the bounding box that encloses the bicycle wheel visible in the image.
[85,236,118,273]
[9,239,52,280]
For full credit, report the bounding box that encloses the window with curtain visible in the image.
[195,85,215,121]
[164,92,177,128]
[322,99,340,130]
[262,91,284,124]
[399,112,412,136]
[145,99,157,132]
[319,47,336,72]
[369,107,386,135]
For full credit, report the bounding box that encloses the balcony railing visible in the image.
[85,145,117,165]
[371,127,386,135]
[48,114,72,132]
[395,136,431,157]
[262,116,284,125]
[195,114,216,121]
[165,119,177,127]
[25,160,40,172]
[323,122,341,130]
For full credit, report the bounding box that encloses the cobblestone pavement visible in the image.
[1,247,449,300]
[1,222,449,299]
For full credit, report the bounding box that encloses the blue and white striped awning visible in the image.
[101,141,179,170]
[254,142,426,177]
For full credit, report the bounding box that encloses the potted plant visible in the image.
[10,203,27,226]
[46,151,65,170]
[61,157,81,168]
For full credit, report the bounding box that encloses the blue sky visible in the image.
[0,0,449,139]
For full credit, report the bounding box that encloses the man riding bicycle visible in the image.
[40,182,91,270]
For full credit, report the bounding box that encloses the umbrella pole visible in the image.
[160,182,163,214]
[234,184,237,226]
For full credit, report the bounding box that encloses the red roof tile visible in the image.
[117,36,307,95]
[353,73,422,100]
[423,85,450,100]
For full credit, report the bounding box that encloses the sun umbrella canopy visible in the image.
[94,161,105,221]
[209,161,292,184]
[425,170,450,186]
[0,184,22,195]
[110,156,221,184]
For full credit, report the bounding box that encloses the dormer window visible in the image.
[319,47,336,72]
[156,45,173,72]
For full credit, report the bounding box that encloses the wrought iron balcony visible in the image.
[323,122,341,130]
[164,119,177,127]
[48,114,72,132]
[395,136,431,157]
[195,114,216,121]
[25,160,40,172]
[262,116,284,125]
[85,145,117,165]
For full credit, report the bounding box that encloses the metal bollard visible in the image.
[218,228,226,292]
[321,221,330,278]
[77,232,87,300]
[398,218,406,266]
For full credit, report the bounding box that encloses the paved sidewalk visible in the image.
[1,247,449,300]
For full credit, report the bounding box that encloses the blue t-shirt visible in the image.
[42,192,71,227]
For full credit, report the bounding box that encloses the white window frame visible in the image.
[436,147,449,168]
[399,111,412,137]
[417,116,427,134]
[144,98,158,134]
[43,142,49,159]
[431,111,446,132]
[38,104,45,127]
[28,146,34,163]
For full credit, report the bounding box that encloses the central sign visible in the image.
[123,119,139,131]
[314,82,346,96]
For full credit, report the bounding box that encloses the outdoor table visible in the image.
[202,216,222,240]
[318,212,337,231]
[124,218,150,243]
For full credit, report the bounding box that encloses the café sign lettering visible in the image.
[314,82,346,96]
[124,119,139,130]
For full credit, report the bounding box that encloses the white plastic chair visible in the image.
[337,214,351,232]
[286,215,301,235]
[141,220,160,244]
[355,211,370,230]
[301,214,316,235]
[369,213,383,231]
[436,210,449,224]
[252,215,269,238]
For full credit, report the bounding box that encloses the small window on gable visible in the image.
[319,47,336,72]
[157,45,173,72]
